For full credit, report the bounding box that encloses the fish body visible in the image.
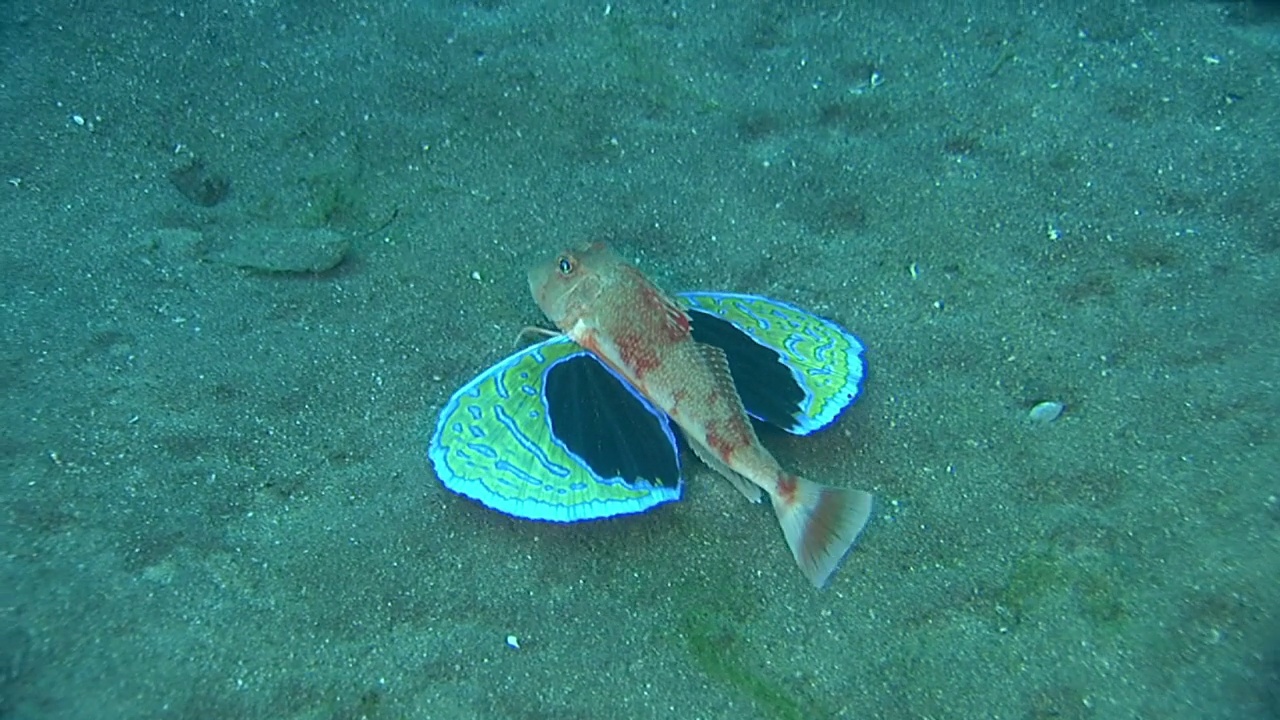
[529,243,873,587]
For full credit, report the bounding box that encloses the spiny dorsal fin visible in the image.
[695,341,737,389]
[694,341,756,427]
[659,291,691,336]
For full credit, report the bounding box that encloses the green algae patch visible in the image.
[1002,548,1071,619]
[997,544,1131,630]
[674,576,835,720]
[1077,564,1130,625]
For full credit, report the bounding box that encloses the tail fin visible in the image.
[773,475,873,588]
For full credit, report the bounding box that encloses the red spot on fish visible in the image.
[776,474,798,504]
[615,329,662,379]
[706,427,733,459]
[577,328,603,355]
[670,388,690,414]
[634,279,689,342]
[705,419,750,462]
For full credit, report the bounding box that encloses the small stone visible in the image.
[1028,400,1065,424]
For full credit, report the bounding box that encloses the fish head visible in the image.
[528,242,616,332]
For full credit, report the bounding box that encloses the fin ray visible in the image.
[773,476,873,588]
[428,336,683,522]
[687,435,763,503]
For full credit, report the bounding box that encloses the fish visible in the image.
[525,243,873,587]
[427,243,874,587]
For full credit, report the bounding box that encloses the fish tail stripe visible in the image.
[773,475,874,588]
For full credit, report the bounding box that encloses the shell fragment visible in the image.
[1028,401,1065,424]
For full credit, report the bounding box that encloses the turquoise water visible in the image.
[2,1,1278,718]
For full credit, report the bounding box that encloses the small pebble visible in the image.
[1028,400,1065,424]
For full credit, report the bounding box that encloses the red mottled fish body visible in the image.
[529,243,873,588]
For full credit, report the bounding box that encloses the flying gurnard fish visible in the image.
[428,243,874,587]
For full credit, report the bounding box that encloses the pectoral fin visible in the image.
[681,291,867,436]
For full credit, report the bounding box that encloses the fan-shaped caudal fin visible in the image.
[772,474,873,588]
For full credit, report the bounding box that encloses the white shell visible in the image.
[1028,401,1065,424]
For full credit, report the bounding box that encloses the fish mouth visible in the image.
[526,262,551,309]
[527,253,573,324]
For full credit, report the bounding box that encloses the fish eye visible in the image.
[557,256,574,275]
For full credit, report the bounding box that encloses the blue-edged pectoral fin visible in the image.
[680,291,866,435]
[428,336,682,522]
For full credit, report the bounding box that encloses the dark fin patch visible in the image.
[544,355,681,488]
[689,310,805,431]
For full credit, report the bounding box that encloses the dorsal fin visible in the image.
[694,341,758,433]
[661,292,691,335]
[644,284,690,338]
[687,341,764,502]
[695,341,738,392]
